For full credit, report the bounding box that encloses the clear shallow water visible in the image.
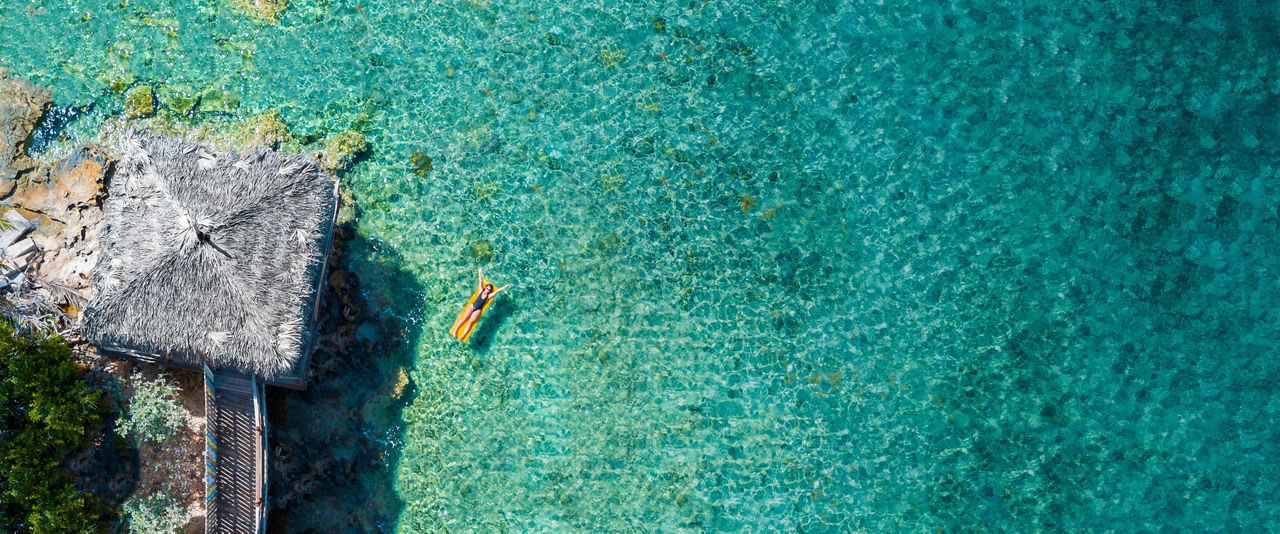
[5,0,1280,531]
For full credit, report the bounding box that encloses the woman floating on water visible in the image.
[450,267,511,342]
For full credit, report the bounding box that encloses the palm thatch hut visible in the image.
[82,129,338,388]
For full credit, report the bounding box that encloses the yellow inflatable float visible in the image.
[450,269,510,342]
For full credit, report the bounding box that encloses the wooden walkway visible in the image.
[204,367,268,534]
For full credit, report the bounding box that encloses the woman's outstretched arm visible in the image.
[493,284,512,295]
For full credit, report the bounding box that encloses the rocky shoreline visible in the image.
[0,69,105,315]
[0,68,375,532]
[0,66,206,531]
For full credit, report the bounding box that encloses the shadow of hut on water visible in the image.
[265,207,424,533]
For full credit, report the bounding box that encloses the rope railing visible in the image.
[203,364,219,534]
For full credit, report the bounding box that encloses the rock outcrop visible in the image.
[0,68,52,197]
[0,70,109,303]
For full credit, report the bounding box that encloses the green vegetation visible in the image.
[0,322,105,533]
[116,374,186,445]
[120,492,184,534]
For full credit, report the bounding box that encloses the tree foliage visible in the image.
[116,373,187,444]
[0,322,105,533]
[120,492,184,534]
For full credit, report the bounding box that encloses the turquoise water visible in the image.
[5,0,1280,531]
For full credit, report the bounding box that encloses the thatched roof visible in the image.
[82,129,337,379]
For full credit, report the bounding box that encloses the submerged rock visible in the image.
[320,130,368,173]
[599,48,627,67]
[111,106,300,157]
[197,87,240,114]
[469,239,495,263]
[97,71,135,94]
[390,368,411,399]
[157,84,198,116]
[235,109,292,149]
[334,188,357,225]
[600,173,626,192]
[124,85,155,119]
[410,150,433,177]
[230,0,288,23]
